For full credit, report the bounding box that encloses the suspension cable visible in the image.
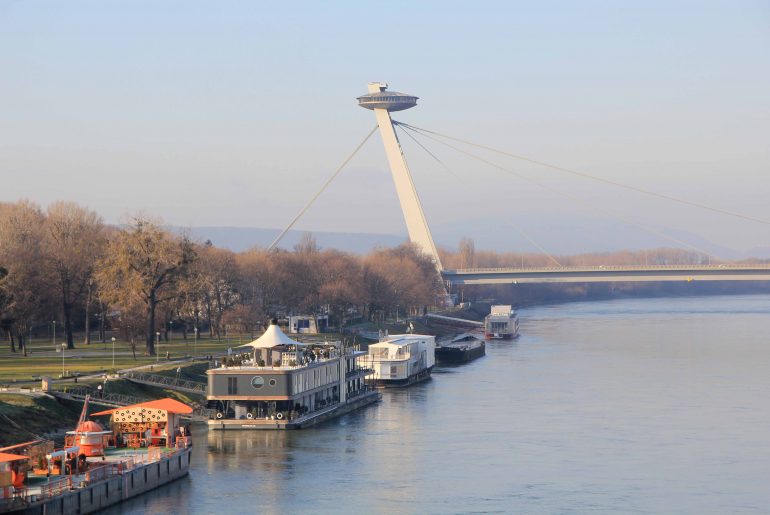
[398,123,717,259]
[396,121,770,227]
[268,126,378,250]
[398,124,562,266]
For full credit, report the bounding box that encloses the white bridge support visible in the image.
[359,83,442,270]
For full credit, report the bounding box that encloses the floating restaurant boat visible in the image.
[435,333,486,364]
[360,334,436,387]
[205,320,380,429]
[484,305,519,339]
[0,398,193,514]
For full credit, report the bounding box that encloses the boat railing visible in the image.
[347,386,376,399]
[39,475,73,500]
[346,367,372,379]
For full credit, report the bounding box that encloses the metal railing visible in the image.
[125,372,207,394]
[53,388,146,407]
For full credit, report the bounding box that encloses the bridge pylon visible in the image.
[358,83,443,270]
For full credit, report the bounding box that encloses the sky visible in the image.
[1,1,769,254]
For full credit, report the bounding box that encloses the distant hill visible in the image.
[175,217,769,259]
[179,226,407,253]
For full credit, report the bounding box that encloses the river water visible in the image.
[104,294,770,514]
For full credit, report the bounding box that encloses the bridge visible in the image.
[442,264,770,286]
[272,83,770,287]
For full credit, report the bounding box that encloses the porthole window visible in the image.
[251,376,264,389]
[269,379,277,386]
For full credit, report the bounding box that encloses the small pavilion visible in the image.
[92,398,193,449]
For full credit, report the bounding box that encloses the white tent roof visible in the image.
[239,323,304,349]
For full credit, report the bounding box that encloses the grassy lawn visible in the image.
[0,333,248,383]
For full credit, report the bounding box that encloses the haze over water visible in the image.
[104,295,770,514]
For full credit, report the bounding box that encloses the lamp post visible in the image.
[111,337,116,370]
[52,320,56,350]
[61,342,66,378]
[156,332,160,363]
[194,327,198,359]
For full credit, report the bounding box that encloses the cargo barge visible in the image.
[435,333,485,364]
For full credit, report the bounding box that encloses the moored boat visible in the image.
[206,320,380,430]
[360,334,435,387]
[484,305,519,339]
[435,333,485,364]
[0,398,193,515]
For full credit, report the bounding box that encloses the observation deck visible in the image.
[357,83,418,111]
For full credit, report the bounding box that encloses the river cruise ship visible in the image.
[484,305,519,339]
[206,321,380,429]
[360,334,435,387]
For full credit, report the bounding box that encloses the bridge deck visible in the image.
[441,264,770,285]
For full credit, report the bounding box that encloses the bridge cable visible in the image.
[396,121,770,227]
[397,122,717,260]
[397,123,460,180]
[268,126,378,250]
[396,124,563,267]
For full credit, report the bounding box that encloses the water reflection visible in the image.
[102,295,770,513]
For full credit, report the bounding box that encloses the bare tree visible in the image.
[0,201,55,355]
[43,202,105,349]
[195,244,240,339]
[97,217,195,355]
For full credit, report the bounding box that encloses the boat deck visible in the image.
[0,445,191,514]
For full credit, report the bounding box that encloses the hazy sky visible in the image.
[2,1,769,253]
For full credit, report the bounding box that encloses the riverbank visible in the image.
[0,366,208,446]
[0,394,82,446]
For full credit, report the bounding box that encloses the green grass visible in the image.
[0,333,246,382]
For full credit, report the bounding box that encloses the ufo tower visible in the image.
[358,82,442,269]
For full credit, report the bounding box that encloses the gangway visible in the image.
[124,372,207,395]
[425,313,483,327]
[52,388,144,409]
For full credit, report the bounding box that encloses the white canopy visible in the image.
[239,323,304,349]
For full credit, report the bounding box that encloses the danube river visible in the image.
[104,294,770,514]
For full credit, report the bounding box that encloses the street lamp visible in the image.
[60,342,66,378]
[52,320,56,350]
[194,327,198,359]
[156,332,160,363]
[168,320,172,343]
[111,337,116,370]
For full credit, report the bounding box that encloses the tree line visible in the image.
[3,201,766,357]
[0,201,443,356]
